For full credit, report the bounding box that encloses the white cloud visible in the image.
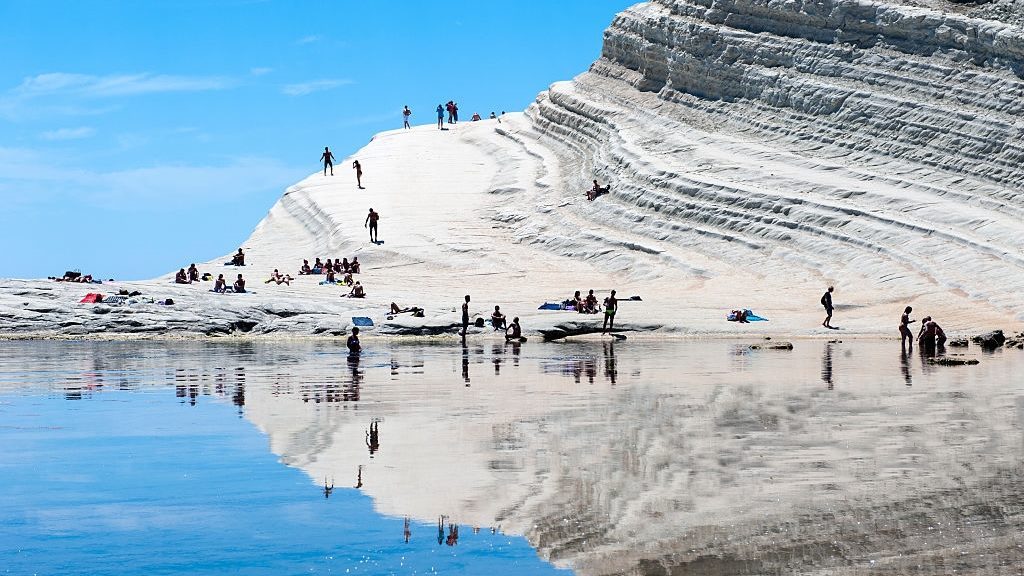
[250,67,273,76]
[282,79,352,96]
[11,72,232,98]
[39,127,95,141]
[296,35,321,45]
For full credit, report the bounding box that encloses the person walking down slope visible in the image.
[364,208,380,243]
[602,290,618,333]
[437,104,445,130]
[403,105,412,129]
[352,160,364,189]
[321,146,335,176]
[821,285,835,328]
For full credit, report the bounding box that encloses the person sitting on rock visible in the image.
[505,317,522,341]
[490,305,507,330]
[325,268,337,284]
[324,259,335,275]
[351,257,361,274]
[471,112,482,121]
[572,290,584,313]
[300,260,312,275]
[586,180,611,201]
[313,258,324,274]
[230,249,245,266]
[214,274,227,293]
[341,258,351,273]
[187,264,199,283]
[175,268,190,284]
[341,272,354,286]
[347,281,365,298]
[233,274,246,293]
[333,258,342,272]
[584,289,599,314]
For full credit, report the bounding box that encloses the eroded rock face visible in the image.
[508,0,1024,316]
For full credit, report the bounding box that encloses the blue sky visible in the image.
[0,0,632,280]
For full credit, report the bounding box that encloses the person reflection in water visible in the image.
[821,342,834,390]
[437,516,446,545]
[446,523,459,546]
[603,341,618,384]
[461,340,471,386]
[900,349,912,386]
[366,421,380,457]
[323,477,334,499]
[354,464,363,489]
[404,517,411,543]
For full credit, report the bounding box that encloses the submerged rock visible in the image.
[948,337,969,347]
[749,342,793,350]
[972,330,1006,350]
[928,356,980,366]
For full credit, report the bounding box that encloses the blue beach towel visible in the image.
[352,316,374,327]
[538,303,563,310]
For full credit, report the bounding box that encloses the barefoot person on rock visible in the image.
[821,286,835,328]
[365,208,380,243]
[602,290,618,333]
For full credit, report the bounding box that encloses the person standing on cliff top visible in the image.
[364,208,379,243]
[352,160,364,189]
[821,285,835,328]
[402,105,412,129]
[320,146,335,176]
[437,104,444,129]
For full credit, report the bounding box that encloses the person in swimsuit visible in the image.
[402,105,412,129]
[233,274,246,293]
[187,264,199,283]
[505,317,522,341]
[352,160,364,188]
[213,274,227,293]
[602,290,618,333]
[321,147,335,176]
[490,305,506,330]
[365,208,379,243]
[460,295,471,337]
[899,306,915,350]
[584,289,598,314]
[821,286,834,328]
[175,268,189,284]
[347,327,361,355]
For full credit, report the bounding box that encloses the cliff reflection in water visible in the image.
[4,339,1023,575]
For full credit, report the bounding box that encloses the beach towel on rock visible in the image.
[102,295,128,306]
[538,302,563,310]
[744,309,768,321]
[80,293,103,304]
[352,316,374,327]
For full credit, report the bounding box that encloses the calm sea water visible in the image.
[1,339,1022,575]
